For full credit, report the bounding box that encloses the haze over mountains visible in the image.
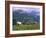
[13,8,40,24]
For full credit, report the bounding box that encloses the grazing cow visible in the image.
[17,21,22,25]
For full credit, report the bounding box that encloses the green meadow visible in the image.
[13,24,40,30]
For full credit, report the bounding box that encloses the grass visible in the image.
[13,23,40,31]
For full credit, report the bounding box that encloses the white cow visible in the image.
[17,21,22,24]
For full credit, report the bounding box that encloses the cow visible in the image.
[17,21,22,25]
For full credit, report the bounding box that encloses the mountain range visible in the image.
[13,9,40,24]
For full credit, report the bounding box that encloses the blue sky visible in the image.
[13,7,40,12]
[13,7,40,15]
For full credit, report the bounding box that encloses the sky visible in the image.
[13,7,40,15]
[13,7,40,12]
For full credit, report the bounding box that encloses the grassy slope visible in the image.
[13,24,40,31]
